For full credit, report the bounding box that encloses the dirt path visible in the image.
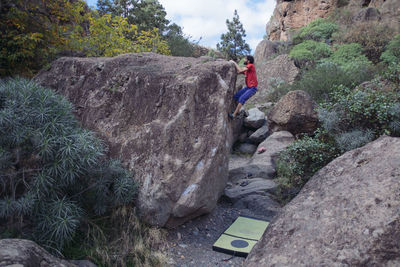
[165,154,280,266]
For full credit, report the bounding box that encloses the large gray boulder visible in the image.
[34,53,237,228]
[246,136,400,266]
[248,54,299,105]
[229,131,295,181]
[0,239,75,267]
[268,90,319,135]
[254,40,277,63]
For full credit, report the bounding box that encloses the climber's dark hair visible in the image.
[246,55,254,64]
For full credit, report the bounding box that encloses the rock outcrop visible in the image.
[266,0,400,41]
[267,0,337,41]
[35,53,238,228]
[0,239,75,267]
[229,131,295,181]
[268,90,318,135]
[249,54,299,106]
[254,40,278,63]
[246,136,400,266]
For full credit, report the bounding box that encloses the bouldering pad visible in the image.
[212,216,269,257]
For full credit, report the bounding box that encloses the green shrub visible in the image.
[381,62,400,85]
[276,135,338,201]
[381,34,400,64]
[324,43,372,72]
[0,78,138,251]
[290,62,372,103]
[277,81,400,203]
[293,18,339,44]
[319,84,400,141]
[289,40,332,68]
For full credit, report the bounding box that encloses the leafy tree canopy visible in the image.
[97,0,169,32]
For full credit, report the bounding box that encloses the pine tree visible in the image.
[217,10,251,61]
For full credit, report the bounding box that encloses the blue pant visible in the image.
[234,86,257,105]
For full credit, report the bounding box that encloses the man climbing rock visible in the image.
[229,55,258,119]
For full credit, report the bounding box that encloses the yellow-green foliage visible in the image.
[324,43,372,72]
[0,0,87,77]
[69,13,171,57]
[289,40,332,67]
[1,0,170,77]
[293,18,339,44]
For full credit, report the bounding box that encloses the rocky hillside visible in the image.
[267,0,400,41]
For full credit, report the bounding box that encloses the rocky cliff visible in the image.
[34,53,238,227]
[267,0,400,41]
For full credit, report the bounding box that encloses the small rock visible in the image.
[248,125,269,143]
[236,143,257,155]
[224,178,278,201]
[244,108,266,129]
[179,244,188,248]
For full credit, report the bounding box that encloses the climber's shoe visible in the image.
[228,113,235,119]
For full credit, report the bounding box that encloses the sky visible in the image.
[84,0,276,53]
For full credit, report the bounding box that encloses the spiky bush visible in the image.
[0,78,138,251]
[293,18,339,44]
[289,40,332,68]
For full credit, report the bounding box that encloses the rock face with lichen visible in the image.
[35,53,238,228]
[267,0,400,41]
[246,136,400,266]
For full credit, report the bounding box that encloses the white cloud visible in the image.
[159,0,276,52]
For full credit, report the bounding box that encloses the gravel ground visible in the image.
[165,197,276,267]
[165,154,280,266]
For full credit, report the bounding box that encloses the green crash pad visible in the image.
[212,216,269,257]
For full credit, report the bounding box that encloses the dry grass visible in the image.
[77,207,168,267]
